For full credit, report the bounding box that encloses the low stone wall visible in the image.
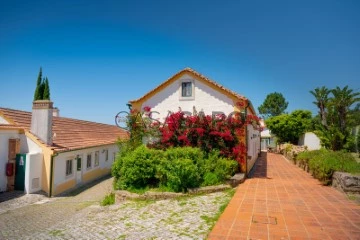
[115,184,232,203]
[332,172,360,194]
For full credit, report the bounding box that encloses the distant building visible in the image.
[298,132,321,150]
[260,120,275,151]
[0,101,128,196]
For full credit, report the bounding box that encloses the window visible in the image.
[95,151,99,167]
[181,82,192,97]
[66,159,73,176]
[105,149,109,161]
[87,153,92,169]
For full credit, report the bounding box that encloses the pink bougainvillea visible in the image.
[129,103,260,173]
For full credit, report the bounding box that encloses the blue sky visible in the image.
[0,0,359,124]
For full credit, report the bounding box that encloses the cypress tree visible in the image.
[43,77,50,100]
[34,67,43,100]
[38,78,45,100]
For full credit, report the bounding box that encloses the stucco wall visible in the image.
[247,124,261,173]
[0,130,43,192]
[298,132,321,150]
[141,74,235,121]
[25,153,43,193]
[53,144,118,195]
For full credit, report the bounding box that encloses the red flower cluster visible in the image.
[147,110,256,171]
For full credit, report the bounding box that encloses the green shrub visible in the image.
[213,158,238,181]
[202,172,220,186]
[299,149,360,185]
[115,145,164,189]
[159,158,201,192]
[296,149,327,167]
[202,150,238,183]
[101,192,115,206]
[112,146,238,192]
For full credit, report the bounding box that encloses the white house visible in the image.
[128,67,261,174]
[0,101,128,196]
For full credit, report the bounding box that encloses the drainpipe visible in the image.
[49,153,58,197]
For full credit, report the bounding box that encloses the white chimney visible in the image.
[31,100,53,145]
[53,107,60,117]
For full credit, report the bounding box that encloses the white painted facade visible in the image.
[25,153,43,193]
[298,132,321,150]
[53,144,118,191]
[247,124,261,173]
[0,130,42,192]
[142,74,235,121]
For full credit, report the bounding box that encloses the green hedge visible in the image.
[112,146,238,192]
[296,149,360,185]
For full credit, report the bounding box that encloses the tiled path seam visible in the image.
[208,152,360,240]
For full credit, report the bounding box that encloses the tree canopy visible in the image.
[311,85,360,151]
[265,110,312,144]
[33,67,51,101]
[258,92,288,119]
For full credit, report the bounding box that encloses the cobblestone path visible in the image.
[0,177,232,240]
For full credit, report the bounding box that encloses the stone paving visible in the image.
[0,176,232,240]
[208,152,360,240]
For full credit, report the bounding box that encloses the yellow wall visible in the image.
[82,168,110,183]
[53,179,76,195]
[25,132,54,196]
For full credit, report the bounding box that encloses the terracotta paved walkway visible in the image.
[208,152,360,240]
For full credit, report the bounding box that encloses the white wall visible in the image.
[298,132,321,150]
[0,130,43,192]
[247,124,261,173]
[142,74,234,121]
[25,153,43,193]
[53,144,118,188]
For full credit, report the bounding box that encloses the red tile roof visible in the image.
[0,107,129,152]
[129,67,248,104]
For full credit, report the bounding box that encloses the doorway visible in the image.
[76,155,82,184]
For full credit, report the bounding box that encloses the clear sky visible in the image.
[1,0,359,124]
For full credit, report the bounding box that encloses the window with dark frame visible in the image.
[95,151,99,166]
[181,82,192,97]
[66,159,73,176]
[87,153,92,169]
[105,149,109,161]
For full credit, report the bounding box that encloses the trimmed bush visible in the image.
[296,149,360,185]
[115,145,164,190]
[112,145,238,192]
[159,158,201,192]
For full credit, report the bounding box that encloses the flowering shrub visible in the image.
[121,104,260,173]
[147,108,259,172]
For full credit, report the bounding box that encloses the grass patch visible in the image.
[49,229,65,237]
[101,192,115,206]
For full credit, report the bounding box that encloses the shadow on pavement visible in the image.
[249,151,271,179]
[0,191,25,203]
[58,174,113,197]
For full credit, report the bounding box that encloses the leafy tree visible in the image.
[258,92,288,118]
[33,67,43,100]
[330,86,360,133]
[311,85,360,151]
[310,86,330,127]
[43,77,50,100]
[265,110,312,144]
